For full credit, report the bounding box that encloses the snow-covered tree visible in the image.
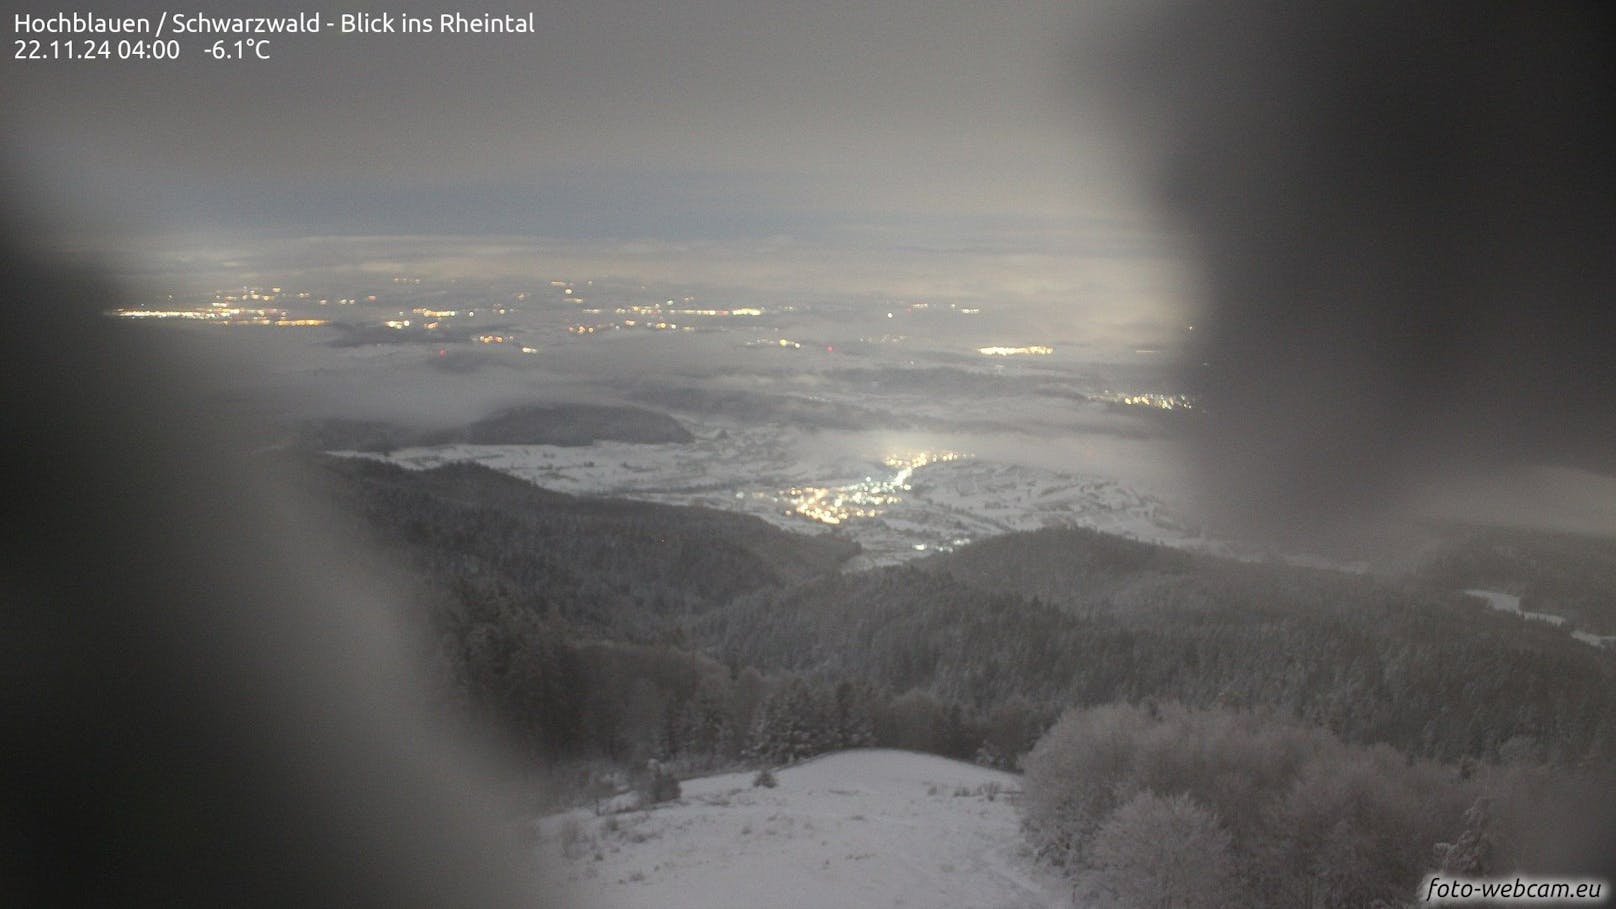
[748,678,830,763]
[829,679,875,749]
[1089,791,1235,909]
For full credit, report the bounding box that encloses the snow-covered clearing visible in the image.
[536,749,1068,908]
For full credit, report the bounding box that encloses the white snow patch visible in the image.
[1571,629,1616,649]
[1464,589,1612,650]
[536,749,1067,909]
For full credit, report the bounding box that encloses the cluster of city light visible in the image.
[783,449,969,526]
[569,321,694,335]
[111,307,327,328]
[881,450,967,487]
[112,276,548,336]
[913,536,973,553]
[206,286,286,305]
[109,281,350,325]
[782,485,887,525]
[116,309,230,321]
[742,337,804,349]
[1095,391,1196,411]
[901,301,979,316]
[977,345,1054,357]
[615,304,763,318]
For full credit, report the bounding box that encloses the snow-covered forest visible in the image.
[307,453,1616,906]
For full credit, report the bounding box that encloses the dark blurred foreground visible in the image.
[1087,0,1616,542]
[0,203,554,905]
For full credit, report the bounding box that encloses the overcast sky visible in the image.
[6,1,1149,237]
[8,2,1614,538]
[4,1,1199,350]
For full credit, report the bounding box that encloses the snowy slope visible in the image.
[536,750,1067,909]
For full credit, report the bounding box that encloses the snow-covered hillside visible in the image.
[536,750,1067,909]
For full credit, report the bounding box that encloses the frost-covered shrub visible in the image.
[1020,703,1485,909]
[1021,703,1159,867]
[1089,791,1234,909]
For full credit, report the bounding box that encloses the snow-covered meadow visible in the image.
[535,750,1066,909]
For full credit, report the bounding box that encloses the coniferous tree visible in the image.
[748,677,837,763]
[829,679,876,749]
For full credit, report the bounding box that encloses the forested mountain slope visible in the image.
[311,455,857,636]
[294,457,1615,771]
[293,402,694,452]
[1414,526,1616,635]
[702,529,1616,764]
